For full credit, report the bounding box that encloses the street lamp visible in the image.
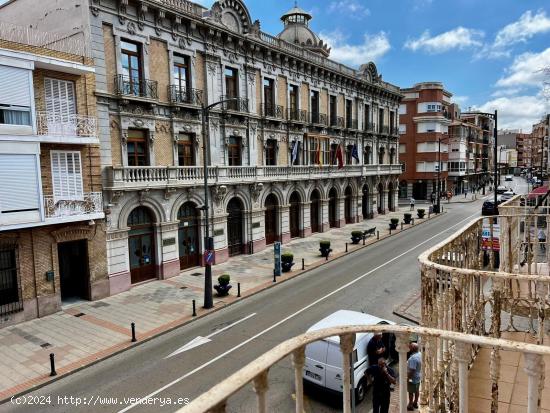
[435,136,449,214]
[201,96,239,309]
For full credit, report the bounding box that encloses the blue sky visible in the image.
[197,0,550,132]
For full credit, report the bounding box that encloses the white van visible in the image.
[302,310,396,403]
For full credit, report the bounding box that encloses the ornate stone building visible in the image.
[2,0,401,295]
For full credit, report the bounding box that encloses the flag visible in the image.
[352,144,360,163]
[291,140,299,164]
[336,144,344,169]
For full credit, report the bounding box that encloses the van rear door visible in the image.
[303,340,328,387]
[325,341,344,393]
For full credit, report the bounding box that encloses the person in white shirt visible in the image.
[409,197,415,211]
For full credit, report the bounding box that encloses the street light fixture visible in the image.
[201,96,239,309]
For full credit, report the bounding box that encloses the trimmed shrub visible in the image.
[218,274,231,285]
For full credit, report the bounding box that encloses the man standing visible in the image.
[407,342,422,411]
[409,197,415,211]
[367,332,386,367]
[366,357,396,413]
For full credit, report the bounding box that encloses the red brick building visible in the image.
[398,82,451,200]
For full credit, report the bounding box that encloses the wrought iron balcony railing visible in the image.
[308,112,327,126]
[287,108,307,123]
[380,125,390,135]
[220,95,249,113]
[168,86,203,106]
[43,192,103,219]
[261,103,285,120]
[390,126,399,136]
[177,324,550,413]
[36,112,97,138]
[115,75,158,99]
[364,122,374,133]
[345,118,358,130]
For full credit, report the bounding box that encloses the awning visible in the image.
[527,186,549,199]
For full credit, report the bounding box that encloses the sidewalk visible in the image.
[0,206,443,401]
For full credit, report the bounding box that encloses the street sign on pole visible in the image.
[274,242,282,277]
[204,249,215,266]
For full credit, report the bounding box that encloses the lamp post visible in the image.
[201,97,239,309]
[435,136,449,214]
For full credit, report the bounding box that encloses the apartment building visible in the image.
[0,23,107,326]
[398,82,451,200]
[531,116,549,179]
[1,0,402,295]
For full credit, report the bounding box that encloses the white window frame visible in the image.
[51,151,83,201]
[44,78,76,119]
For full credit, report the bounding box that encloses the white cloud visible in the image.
[494,10,550,49]
[473,95,547,132]
[404,27,484,54]
[320,30,391,66]
[328,1,370,18]
[495,48,550,88]
[451,96,469,106]
[490,88,524,98]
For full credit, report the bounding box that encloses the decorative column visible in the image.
[291,347,305,413]
[339,333,356,413]
[524,353,543,413]
[455,342,470,413]
[396,333,410,412]
[252,370,269,413]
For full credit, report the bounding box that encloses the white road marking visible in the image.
[165,313,256,358]
[118,211,480,413]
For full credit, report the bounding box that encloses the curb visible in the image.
[0,211,446,404]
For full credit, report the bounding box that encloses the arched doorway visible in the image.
[227,198,244,257]
[265,194,279,245]
[177,202,200,270]
[362,184,371,219]
[310,190,320,233]
[289,192,301,238]
[344,186,353,224]
[128,206,156,284]
[388,182,395,212]
[377,183,385,214]
[328,187,338,228]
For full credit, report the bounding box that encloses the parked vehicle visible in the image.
[500,191,515,202]
[482,200,499,216]
[505,175,513,182]
[496,185,507,194]
[303,310,397,403]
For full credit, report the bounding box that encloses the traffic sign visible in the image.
[204,250,215,265]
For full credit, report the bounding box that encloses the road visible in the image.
[1,188,518,413]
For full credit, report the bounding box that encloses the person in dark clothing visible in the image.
[367,333,386,367]
[366,357,397,413]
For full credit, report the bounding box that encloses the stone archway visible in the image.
[362,184,371,219]
[264,194,279,245]
[177,202,200,270]
[127,206,157,284]
[289,191,301,238]
[344,186,353,224]
[310,189,321,233]
[328,187,338,228]
[377,182,385,214]
[227,198,244,257]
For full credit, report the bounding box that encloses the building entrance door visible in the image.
[58,240,89,301]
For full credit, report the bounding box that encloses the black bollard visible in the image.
[302,258,305,270]
[401,223,403,230]
[326,253,328,261]
[49,353,57,377]
[345,242,348,252]
[237,283,241,297]
[377,231,380,240]
[389,228,392,235]
[363,236,366,245]
[192,299,197,316]
[273,270,277,283]
[131,322,137,342]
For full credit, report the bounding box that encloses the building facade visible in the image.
[1,0,402,295]
[531,116,549,180]
[0,23,107,326]
[398,82,451,200]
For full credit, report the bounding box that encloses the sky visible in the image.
[195,0,550,133]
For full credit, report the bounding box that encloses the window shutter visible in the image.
[0,154,39,213]
[44,79,76,118]
[51,151,83,201]
[0,65,31,107]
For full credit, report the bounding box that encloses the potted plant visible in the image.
[281,252,295,272]
[404,213,412,224]
[319,240,332,258]
[389,218,399,230]
[417,209,426,219]
[350,230,363,244]
[214,274,232,296]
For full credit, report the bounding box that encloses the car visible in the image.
[505,175,513,182]
[482,200,499,216]
[303,310,398,404]
[496,185,507,194]
[500,191,515,202]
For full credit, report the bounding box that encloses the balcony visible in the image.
[35,112,98,144]
[106,164,402,190]
[345,118,358,130]
[114,75,158,100]
[308,112,327,126]
[220,95,249,113]
[168,86,203,106]
[178,204,550,413]
[43,192,104,223]
[379,125,389,135]
[287,108,307,123]
[364,122,374,133]
[329,116,345,128]
[261,104,285,120]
